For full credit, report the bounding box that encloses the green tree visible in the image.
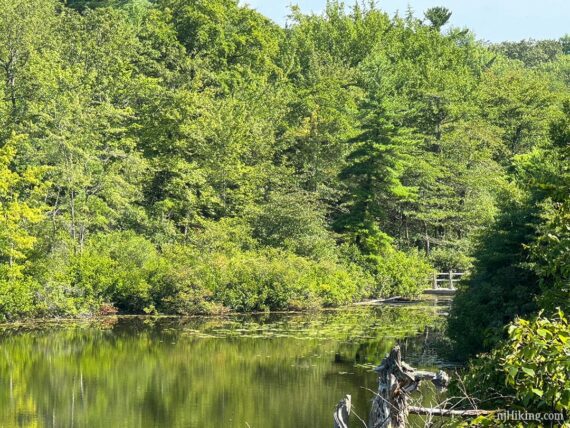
[424,7,452,30]
[448,102,569,358]
[530,101,570,312]
[336,96,417,254]
[0,135,46,275]
[0,0,59,124]
[493,39,564,67]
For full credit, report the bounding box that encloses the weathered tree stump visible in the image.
[368,346,416,428]
[368,346,452,427]
[333,394,351,428]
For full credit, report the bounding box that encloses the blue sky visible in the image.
[244,0,570,42]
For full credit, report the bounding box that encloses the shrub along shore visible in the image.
[1,226,433,320]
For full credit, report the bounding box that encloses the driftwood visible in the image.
[333,345,494,427]
[353,297,405,306]
[408,406,494,417]
[333,395,351,428]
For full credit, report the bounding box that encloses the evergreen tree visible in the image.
[336,97,416,254]
[424,7,452,30]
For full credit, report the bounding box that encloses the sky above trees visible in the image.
[245,0,570,42]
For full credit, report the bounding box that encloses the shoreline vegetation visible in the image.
[0,296,435,327]
[0,0,568,425]
[0,299,438,324]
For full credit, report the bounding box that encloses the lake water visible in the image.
[0,301,450,428]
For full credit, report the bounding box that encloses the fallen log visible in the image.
[408,406,496,417]
[353,297,405,306]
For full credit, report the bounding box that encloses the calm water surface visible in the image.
[0,301,450,428]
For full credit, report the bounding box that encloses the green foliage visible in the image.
[156,219,373,313]
[22,222,374,317]
[424,7,452,30]
[449,97,570,358]
[161,0,281,84]
[0,135,46,271]
[428,247,473,272]
[447,198,541,359]
[154,243,223,315]
[0,0,559,423]
[0,0,567,321]
[492,39,565,67]
[336,96,417,253]
[0,279,38,321]
[478,63,555,154]
[370,249,433,299]
[248,191,337,259]
[458,311,570,418]
[530,102,570,313]
[200,248,367,311]
[69,231,168,313]
[532,200,570,312]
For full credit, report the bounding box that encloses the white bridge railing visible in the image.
[431,271,465,290]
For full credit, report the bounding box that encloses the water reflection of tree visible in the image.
[0,305,443,427]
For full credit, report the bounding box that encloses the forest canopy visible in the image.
[0,0,567,325]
